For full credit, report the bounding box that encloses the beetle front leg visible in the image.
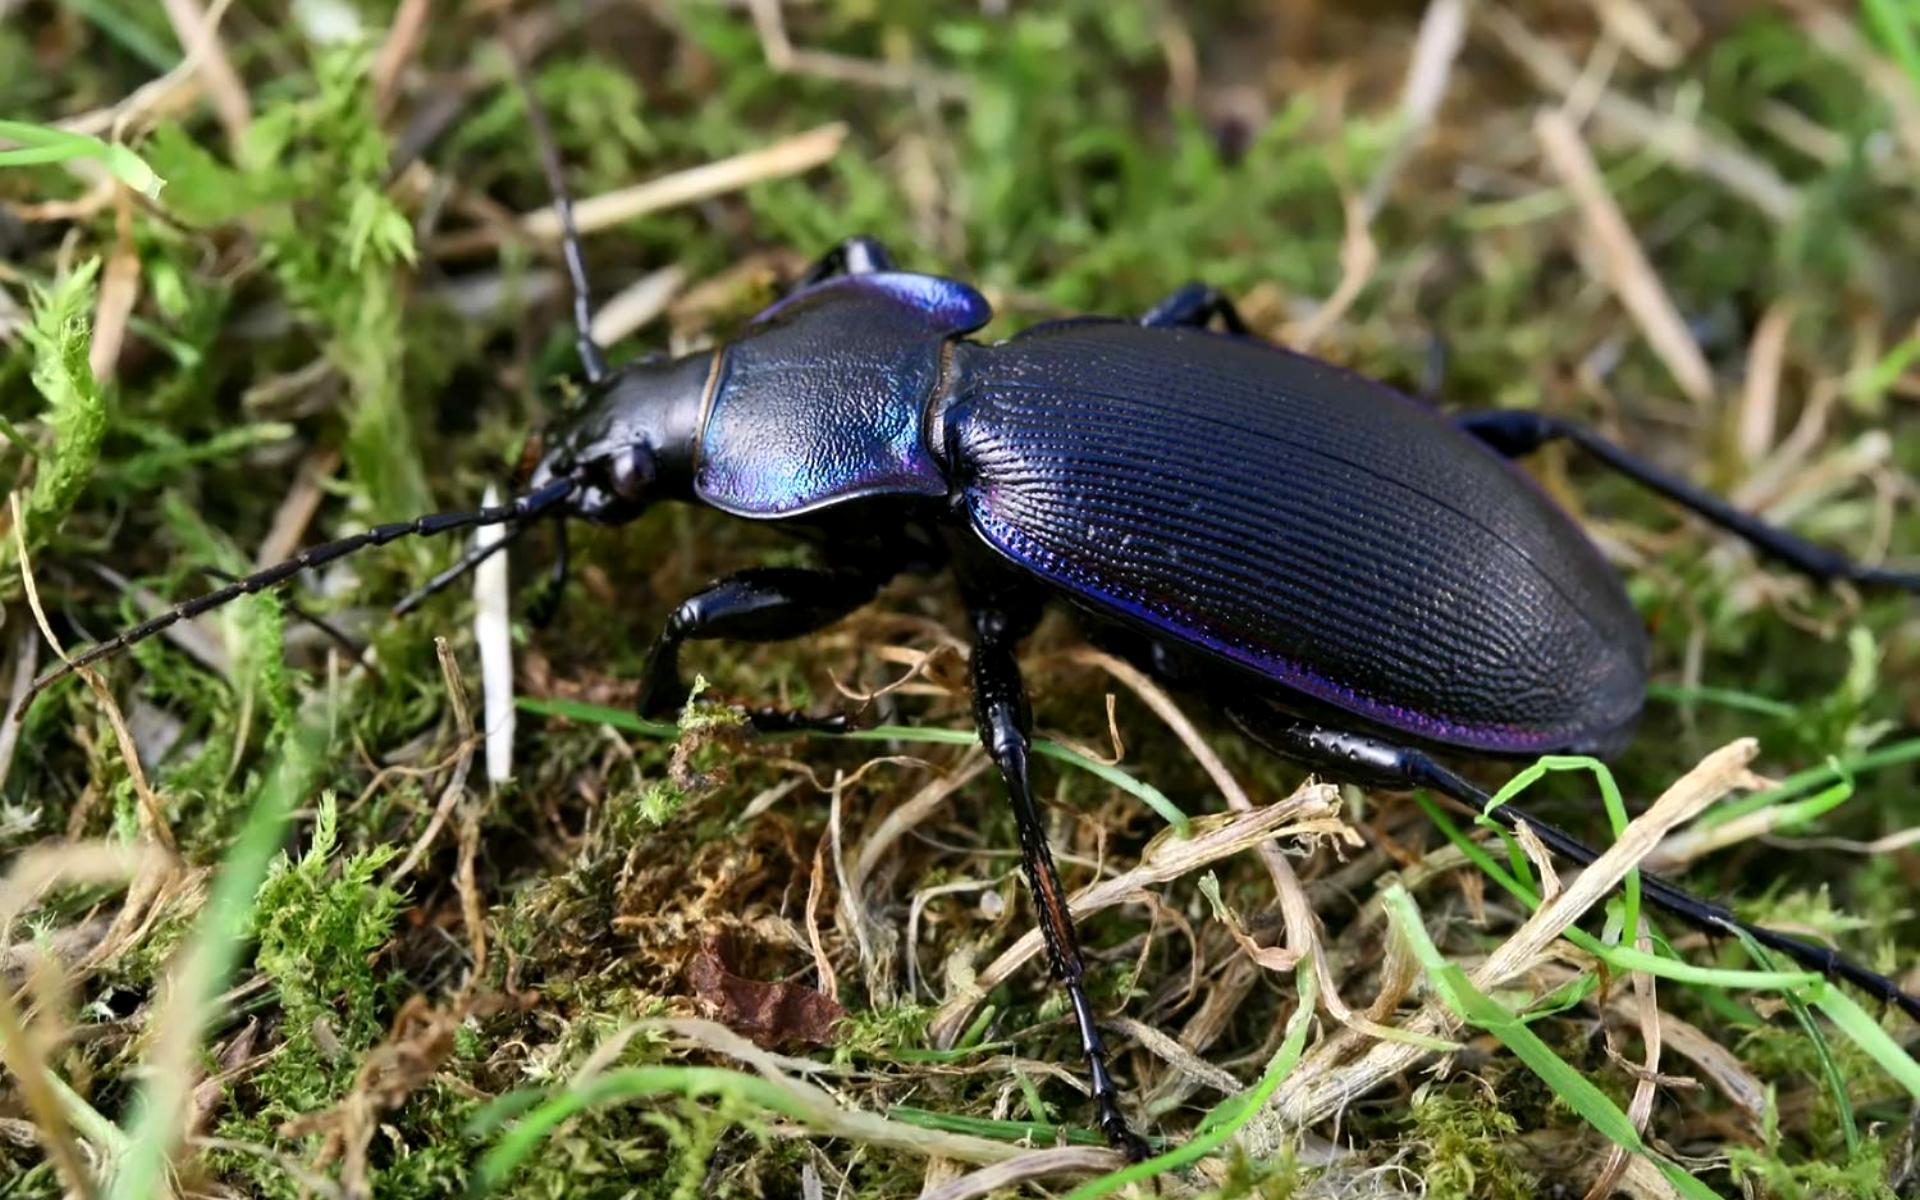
[967,602,1150,1159]
[1140,283,1249,334]
[797,235,897,287]
[637,566,893,732]
[1457,409,1920,591]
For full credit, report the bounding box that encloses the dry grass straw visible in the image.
[654,1016,1125,1172]
[1239,739,1760,1155]
[1485,5,1804,222]
[384,639,480,884]
[0,841,167,1199]
[428,124,850,259]
[157,0,249,154]
[929,779,1350,1048]
[1534,108,1715,408]
[14,491,177,853]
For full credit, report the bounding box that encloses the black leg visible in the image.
[1418,333,1450,406]
[798,236,897,288]
[527,521,571,629]
[1457,409,1920,591]
[1227,710,1920,1020]
[966,593,1149,1158]
[637,565,894,732]
[504,30,608,383]
[1140,283,1249,334]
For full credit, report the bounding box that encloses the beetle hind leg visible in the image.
[966,591,1150,1158]
[1457,409,1920,592]
[636,565,894,732]
[1229,710,1920,1021]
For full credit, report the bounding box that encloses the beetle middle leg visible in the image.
[636,565,894,731]
[964,579,1150,1158]
[1457,409,1919,591]
[797,235,897,287]
[1227,709,1920,1020]
[1140,283,1249,334]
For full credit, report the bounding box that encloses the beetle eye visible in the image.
[607,446,655,501]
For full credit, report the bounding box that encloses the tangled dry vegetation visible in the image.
[3,1,1920,1197]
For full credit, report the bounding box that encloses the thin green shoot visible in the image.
[1476,755,1639,953]
[1059,961,1317,1200]
[1702,736,1920,828]
[0,119,164,198]
[1417,795,1816,988]
[1644,681,1796,720]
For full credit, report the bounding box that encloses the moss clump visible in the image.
[1408,1086,1539,1200]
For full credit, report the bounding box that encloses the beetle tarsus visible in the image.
[968,592,1146,1155]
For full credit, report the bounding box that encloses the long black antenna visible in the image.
[391,520,533,617]
[21,478,576,714]
[504,31,608,384]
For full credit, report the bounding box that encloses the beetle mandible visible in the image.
[28,88,1920,1158]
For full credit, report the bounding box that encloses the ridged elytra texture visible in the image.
[943,322,1649,754]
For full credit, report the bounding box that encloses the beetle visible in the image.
[28,106,1920,1158]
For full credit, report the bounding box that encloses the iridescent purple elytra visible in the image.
[692,270,1647,756]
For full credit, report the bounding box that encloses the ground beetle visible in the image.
[28,82,1920,1156]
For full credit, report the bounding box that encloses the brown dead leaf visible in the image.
[687,932,843,1050]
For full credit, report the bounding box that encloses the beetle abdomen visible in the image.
[944,323,1648,755]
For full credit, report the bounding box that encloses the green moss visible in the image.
[3,260,104,578]
[1407,1087,1539,1200]
[1727,1106,1899,1200]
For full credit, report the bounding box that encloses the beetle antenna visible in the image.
[391,519,535,617]
[20,478,576,715]
[502,31,608,384]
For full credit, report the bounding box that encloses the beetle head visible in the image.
[531,350,711,524]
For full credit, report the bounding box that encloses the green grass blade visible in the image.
[1862,0,1920,91]
[1059,961,1318,1200]
[1702,736,1920,828]
[108,722,327,1200]
[1811,987,1920,1100]
[1644,681,1796,720]
[883,1106,1113,1146]
[1476,755,1639,951]
[1383,886,1722,1200]
[0,119,164,197]
[470,1067,802,1193]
